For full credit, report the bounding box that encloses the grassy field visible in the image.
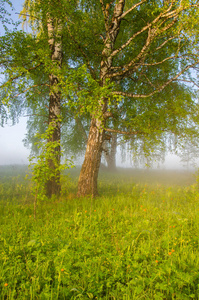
[0,165,199,299]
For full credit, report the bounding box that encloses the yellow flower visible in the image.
[4,283,8,287]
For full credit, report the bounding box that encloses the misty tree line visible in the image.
[0,0,199,198]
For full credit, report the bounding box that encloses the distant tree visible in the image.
[23,100,90,162]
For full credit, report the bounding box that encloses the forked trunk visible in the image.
[77,0,124,197]
[77,118,105,197]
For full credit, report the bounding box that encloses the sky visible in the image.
[0,0,198,168]
[0,0,30,165]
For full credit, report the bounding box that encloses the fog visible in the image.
[0,118,198,170]
[0,118,30,165]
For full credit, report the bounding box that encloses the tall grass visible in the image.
[0,166,199,299]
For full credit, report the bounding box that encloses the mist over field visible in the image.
[1,164,199,299]
[0,117,198,169]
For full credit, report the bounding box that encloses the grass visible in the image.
[0,166,199,299]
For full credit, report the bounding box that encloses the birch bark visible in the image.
[77,0,125,197]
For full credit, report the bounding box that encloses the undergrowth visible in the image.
[0,167,199,299]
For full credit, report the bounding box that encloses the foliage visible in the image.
[29,120,74,203]
[1,167,199,299]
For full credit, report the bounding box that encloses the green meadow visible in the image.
[1,166,199,299]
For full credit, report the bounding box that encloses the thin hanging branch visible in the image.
[105,128,141,135]
[112,58,199,98]
[0,63,42,89]
[14,83,49,97]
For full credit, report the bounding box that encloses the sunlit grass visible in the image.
[0,166,199,299]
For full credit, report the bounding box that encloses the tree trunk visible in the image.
[77,117,105,198]
[46,14,63,198]
[104,133,117,170]
[77,0,125,197]
[46,85,61,197]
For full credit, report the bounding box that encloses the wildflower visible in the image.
[61,269,64,272]
[171,249,175,252]
[168,252,172,255]
[29,215,31,218]
[85,210,87,213]
[155,260,158,263]
[4,283,8,287]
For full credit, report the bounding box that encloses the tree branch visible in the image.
[99,0,110,32]
[109,0,194,68]
[112,58,199,98]
[0,63,42,89]
[109,15,180,79]
[24,113,48,119]
[140,54,198,67]
[119,0,147,20]
[105,128,141,135]
[108,26,156,79]
[65,20,97,80]
[14,83,48,97]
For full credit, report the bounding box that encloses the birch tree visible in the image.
[70,0,199,197]
[0,0,71,197]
